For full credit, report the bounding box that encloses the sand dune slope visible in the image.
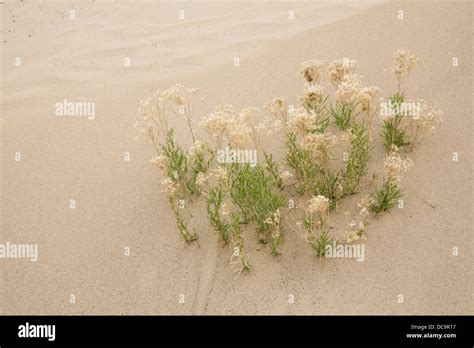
[0,1,472,314]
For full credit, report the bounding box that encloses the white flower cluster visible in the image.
[335,73,362,104]
[161,177,180,198]
[219,202,230,217]
[391,49,418,87]
[415,99,443,131]
[302,132,337,160]
[384,149,413,185]
[279,170,293,182]
[301,84,327,110]
[358,86,379,112]
[188,140,205,159]
[200,105,265,149]
[300,59,325,84]
[288,108,317,135]
[135,84,200,145]
[135,93,165,142]
[344,195,373,244]
[265,209,281,239]
[195,166,229,190]
[328,58,357,86]
[306,195,330,215]
[199,104,238,148]
[150,154,168,175]
[265,98,288,126]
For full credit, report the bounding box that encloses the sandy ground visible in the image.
[1,0,472,315]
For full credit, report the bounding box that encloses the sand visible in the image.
[0,0,472,315]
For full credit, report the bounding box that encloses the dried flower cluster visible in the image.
[391,49,418,91]
[199,105,268,154]
[384,147,413,185]
[301,85,327,111]
[302,133,337,165]
[306,195,330,215]
[301,59,325,84]
[328,58,357,86]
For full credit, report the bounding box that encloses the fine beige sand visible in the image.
[1,0,472,314]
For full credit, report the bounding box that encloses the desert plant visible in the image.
[381,92,408,151]
[161,185,198,243]
[381,51,442,152]
[229,212,251,275]
[331,101,354,131]
[313,230,332,257]
[264,152,284,189]
[302,195,333,257]
[265,209,283,256]
[368,180,401,215]
[171,203,198,243]
[344,195,371,244]
[369,148,412,215]
[136,49,440,273]
[342,122,371,195]
[229,163,287,244]
[206,184,230,243]
[284,132,319,195]
[314,169,342,209]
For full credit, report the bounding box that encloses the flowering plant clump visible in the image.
[381,50,443,152]
[135,50,441,275]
